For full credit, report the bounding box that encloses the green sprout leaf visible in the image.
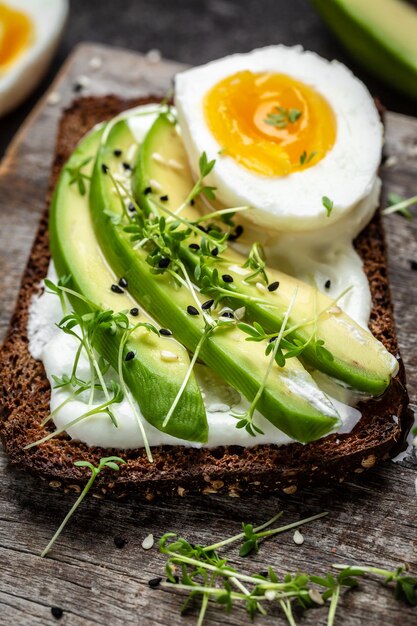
[322,195,334,217]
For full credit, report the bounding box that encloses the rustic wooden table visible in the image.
[0,43,416,626]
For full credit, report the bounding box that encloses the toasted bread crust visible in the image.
[0,96,410,499]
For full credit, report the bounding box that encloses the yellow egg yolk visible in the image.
[204,71,337,177]
[0,3,33,73]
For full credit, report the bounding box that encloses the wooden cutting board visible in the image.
[0,43,416,626]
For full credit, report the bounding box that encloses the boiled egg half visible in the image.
[0,0,68,117]
[175,46,383,231]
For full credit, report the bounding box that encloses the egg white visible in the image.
[0,0,68,117]
[175,45,383,232]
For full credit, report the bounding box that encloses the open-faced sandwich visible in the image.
[0,46,409,497]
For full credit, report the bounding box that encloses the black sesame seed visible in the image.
[73,82,83,93]
[202,299,214,310]
[130,307,139,316]
[158,257,170,268]
[268,281,280,292]
[235,224,244,237]
[125,351,135,362]
[222,274,233,283]
[410,260,417,271]
[122,162,132,171]
[269,336,278,343]
[128,202,136,212]
[119,277,128,288]
[187,305,199,316]
[101,163,109,174]
[189,243,200,251]
[159,328,172,336]
[111,283,124,294]
[221,311,234,319]
[258,571,269,578]
[114,536,127,549]
[324,279,331,289]
[113,149,122,157]
[144,186,152,195]
[211,247,219,257]
[190,199,195,206]
[160,195,169,202]
[51,607,63,620]
[148,576,162,589]
[198,225,208,233]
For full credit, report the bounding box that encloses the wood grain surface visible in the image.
[0,43,416,626]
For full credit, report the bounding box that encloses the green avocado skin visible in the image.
[136,114,394,397]
[312,0,417,100]
[90,119,340,444]
[49,129,209,444]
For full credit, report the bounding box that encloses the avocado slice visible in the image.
[312,0,417,100]
[89,117,340,443]
[50,127,208,443]
[134,114,398,396]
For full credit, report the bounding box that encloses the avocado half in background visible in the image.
[312,0,417,101]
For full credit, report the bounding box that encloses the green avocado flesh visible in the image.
[312,0,417,100]
[89,119,340,443]
[49,128,208,443]
[134,114,397,396]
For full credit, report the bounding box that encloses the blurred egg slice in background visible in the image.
[0,0,68,117]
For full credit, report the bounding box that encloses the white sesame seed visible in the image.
[152,152,166,165]
[256,281,266,293]
[265,590,276,601]
[160,350,179,362]
[384,155,398,168]
[89,56,102,70]
[167,158,184,172]
[149,178,163,192]
[309,588,324,605]
[329,305,342,315]
[293,529,304,545]
[76,74,91,88]
[146,49,162,63]
[142,533,154,550]
[46,91,61,106]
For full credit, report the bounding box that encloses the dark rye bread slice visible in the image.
[0,96,410,500]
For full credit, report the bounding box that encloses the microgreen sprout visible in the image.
[382,192,416,219]
[332,564,417,606]
[231,287,298,436]
[163,324,211,428]
[322,196,334,217]
[173,151,217,216]
[242,242,269,285]
[65,156,93,196]
[24,381,123,450]
[264,106,302,129]
[157,513,416,625]
[299,150,317,165]
[41,456,126,557]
